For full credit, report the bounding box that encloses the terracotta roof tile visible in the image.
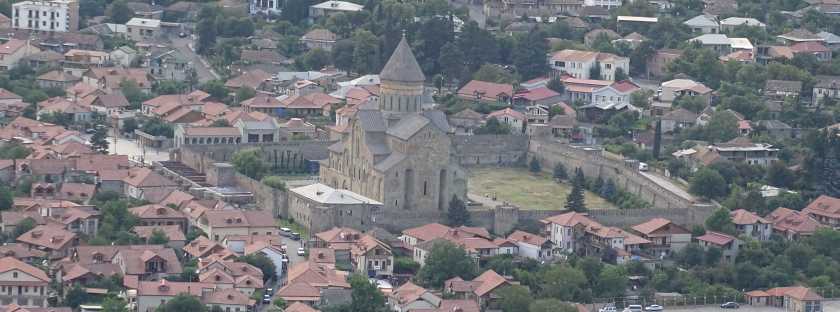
[0,256,49,282]
[402,223,452,243]
[696,231,736,246]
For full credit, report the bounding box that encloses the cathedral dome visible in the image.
[379,35,425,83]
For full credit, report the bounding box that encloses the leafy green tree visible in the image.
[475,117,511,135]
[348,274,387,312]
[241,253,276,282]
[156,294,206,312]
[472,64,518,84]
[705,246,722,265]
[614,67,628,81]
[497,285,533,312]
[438,42,465,83]
[595,265,628,298]
[149,229,169,245]
[458,21,499,73]
[0,141,31,159]
[120,80,145,109]
[232,149,267,180]
[394,257,420,274]
[102,296,129,312]
[600,178,617,201]
[107,0,134,24]
[416,241,477,288]
[12,217,35,238]
[141,118,174,138]
[529,157,541,173]
[677,243,705,267]
[121,118,139,134]
[705,207,736,234]
[690,168,728,199]
[415,16,455,74]
[332,40,355,72]
[704,111,739,142]
[301,48,332,70]
[539,264,588,301]
[513,29,548,80]
[234,87,256,105]
[196,16,217,55]
[0,186,13,210]
[96,199,139,243]
[280,0,311,22]
[64,286,90,308]
[765,161,795,188]
[261,176,287,190]
[351,30,380,74]
[273,298,287,309]
[447,195,470,227]
[90,127,109,154]
[201,80,229,100]
[530,299,578,312]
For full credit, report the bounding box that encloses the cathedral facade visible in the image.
[319,35,468,229]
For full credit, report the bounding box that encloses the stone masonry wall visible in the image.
[174,141,333,174]
[232,171,288,218]
[471,205,717,235]
[452,134,529,166]
[528,140,712,211]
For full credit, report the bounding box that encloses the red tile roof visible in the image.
[765,286,823,301]
[767,207,823,236]
[730,209,769,225]
[0,256,49,281]
[790,41,830,53]
[696,231,736,246]
[507,230,548,247]
[803,195,840,220]
[457,80,514,101]
[402,223,452,243]
[514,87,560,101]
[487,108,525,121]
[16,225,76,251]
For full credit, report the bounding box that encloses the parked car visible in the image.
[297,247,305,256]
[720,302,739,309]
[262,294,271,304]
[644,305,663,311]
[291,232,301,240]
[280,227,292,233]
[627,305,643,312]
[599,305,617,312]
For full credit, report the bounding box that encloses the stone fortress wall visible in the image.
[172,136,715,234]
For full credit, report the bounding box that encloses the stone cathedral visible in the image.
[319,35,468,229]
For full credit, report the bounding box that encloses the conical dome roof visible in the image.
[380,35,425,83]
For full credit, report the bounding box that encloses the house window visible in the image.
[12,272,17,278]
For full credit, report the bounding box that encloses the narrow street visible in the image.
[170,35,221,83]
[257,235,306,312]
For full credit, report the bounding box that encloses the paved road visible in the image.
[109,136,170,165]
[170,35,220,83]
[257,235,306,312]
[638,171,696,202]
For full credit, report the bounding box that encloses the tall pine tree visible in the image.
[447,195,470,226]
[565,168,586,212]
[653,119,662,160]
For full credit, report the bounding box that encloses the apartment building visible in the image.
[550,49,629,81]
[12,0,79,32]
[0,257,50,307]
